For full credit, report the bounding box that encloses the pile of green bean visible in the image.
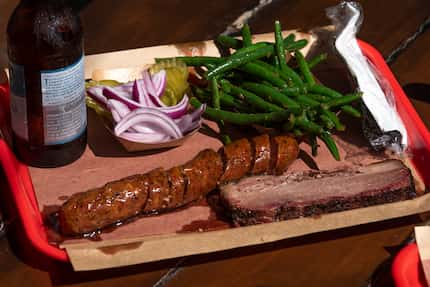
[164,21,362,160]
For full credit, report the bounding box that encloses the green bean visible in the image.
[231,42,269,57]
[341,105,362,118]
[282,114,296,131]
[308,53,328,69]
[274,21,289,74]
[321,109,345,131]
[307,84,343,98]
[208,45,274,79]
[220,80,284,112]
[216,35,242,49]
[323,93,362,109]
[215,33,300,51]
[295,95,320,108]
[309,135,318,156]
[259,50,304,87]
[320,114,335,130]
[319,132,340,161]
[173,56,224,67]
[242,24,252,47]
[254,60,281,75]
[307,93,330,102]
[296,50,315,85]
[253,60,301,89]
[281,86,303,97]
[293,129,304,138]
[283,34,296,47]
[238,62,287,88]
[295,117,324,134]
[269,54,280,69]
[241,82,301,112]
[285,39,308,51]
[306,109,318,121]
[220,92,247,111]
[191,84,206,96]
[190,98,290,125]
[220,134,232,145]
[192,85,245,111]
[210,78,220,109]
[215,33,303,52]
[279,63,304,88]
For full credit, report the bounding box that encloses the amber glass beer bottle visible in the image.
[7,0,87,167]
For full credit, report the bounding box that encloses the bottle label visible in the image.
[9,62,29,141]
[40,56,86,145]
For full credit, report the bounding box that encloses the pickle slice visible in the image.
[151,59,189,106]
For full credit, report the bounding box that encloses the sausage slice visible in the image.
[219,138,252,183]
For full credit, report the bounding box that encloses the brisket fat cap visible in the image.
[220,160,416,226]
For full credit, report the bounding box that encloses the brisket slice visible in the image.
[220,160,416,226]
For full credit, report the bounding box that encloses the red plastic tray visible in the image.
[392,243,428,287]
[0,41,429,270]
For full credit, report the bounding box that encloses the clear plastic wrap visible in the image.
[326,1,408,152]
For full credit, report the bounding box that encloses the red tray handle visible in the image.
[392,243,428,287]
[0,83,68,262]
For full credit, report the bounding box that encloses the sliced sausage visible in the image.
[250,134,271,175]
[270,135,299,175]
[219,138,252,183]
[182,149,223,204]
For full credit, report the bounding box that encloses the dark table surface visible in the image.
[0,0,430,286]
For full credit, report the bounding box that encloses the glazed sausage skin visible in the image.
[250,134,271,175]
[59,174,150,235]
[219,138,252,183]
[271,135,300,175]
[183,149,224,204]
[59,135,298,235]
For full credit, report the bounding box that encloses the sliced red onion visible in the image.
[114,82,134,97]
[87,86,108,107]
[152,70,167,97]
[183,119,202,134]
[107,99,130,118]
[114,108,183,139]
[105,86,189,119]
[132,80,153,107]
[142,69,157,99]
[110,109,121,123]
[143,69,169,108]
[119,131,171,143]
[189,104,206,121]
[104,86,147,110]
[175,114,192,131]
[107,99,159,133]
